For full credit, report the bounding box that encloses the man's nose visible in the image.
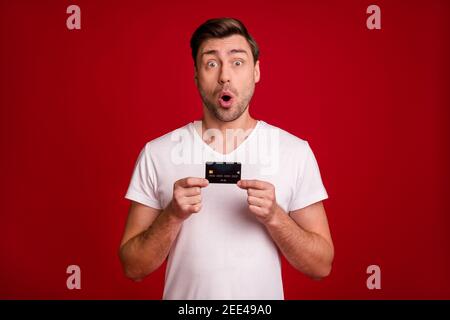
[218,65,231,84]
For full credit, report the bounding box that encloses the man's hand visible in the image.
[168,177,209,222]
[238,179,334,279]
[118,177,208,280]
[237,179,282,225]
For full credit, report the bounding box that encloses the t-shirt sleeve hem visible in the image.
[125,189,162,210]
[288,191,329,212]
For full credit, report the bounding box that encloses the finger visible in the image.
[188,204,202,213]
[247,195,270,208]
[180,186,202,197]
[178,177,209,188]
[237,179,271,190]
[182,194,202,205]
[247,188,269,198]
[248,204,264,215]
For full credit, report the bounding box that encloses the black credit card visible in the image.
[205,162,241,184]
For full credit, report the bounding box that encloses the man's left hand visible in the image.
[237,179,283,225]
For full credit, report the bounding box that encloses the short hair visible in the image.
[190,17,260,67]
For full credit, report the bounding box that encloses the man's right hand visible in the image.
[168,177,209,222]
[119,177,208,280]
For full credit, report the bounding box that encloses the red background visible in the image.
[1,0,449,299]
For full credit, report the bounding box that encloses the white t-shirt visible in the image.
[125,120,328,300]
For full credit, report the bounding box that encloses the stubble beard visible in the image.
[199,85,255,122]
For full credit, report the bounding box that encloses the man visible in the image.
[119,17,334,300]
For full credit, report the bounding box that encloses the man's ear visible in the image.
[254,60,260,84]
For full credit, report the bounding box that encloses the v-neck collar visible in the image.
[189,120,263,158]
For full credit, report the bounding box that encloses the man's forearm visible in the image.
[265,207,334,279]
[119,206,182,281]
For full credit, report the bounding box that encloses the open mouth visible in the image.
[221,95,231,102]
[218,92,234,108]
[219,93,233,108]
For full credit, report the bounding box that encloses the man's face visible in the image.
[195,34,260,122]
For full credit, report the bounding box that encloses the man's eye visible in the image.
[207,61,218,68]
[234,61,243,66]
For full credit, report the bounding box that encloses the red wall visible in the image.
[1,0,449,299]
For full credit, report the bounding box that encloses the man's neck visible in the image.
[196,106,258,154]
[201,108,257,134]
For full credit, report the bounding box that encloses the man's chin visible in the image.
[203,100,247,122]
[213,108,245,122]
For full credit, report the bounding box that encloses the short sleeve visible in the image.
[124,144,162,209]
[288,142,328,212]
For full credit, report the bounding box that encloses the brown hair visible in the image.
[190,17,259,67]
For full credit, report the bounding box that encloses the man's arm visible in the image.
[238,180,334,280]
[118,201,182,282]
[119,177,209,281]
[266,201,334,280]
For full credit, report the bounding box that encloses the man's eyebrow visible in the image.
[201,49,249,57]
[201,49,218,57]
[229,49,248,55]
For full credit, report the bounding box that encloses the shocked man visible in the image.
[119,17,334,299]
